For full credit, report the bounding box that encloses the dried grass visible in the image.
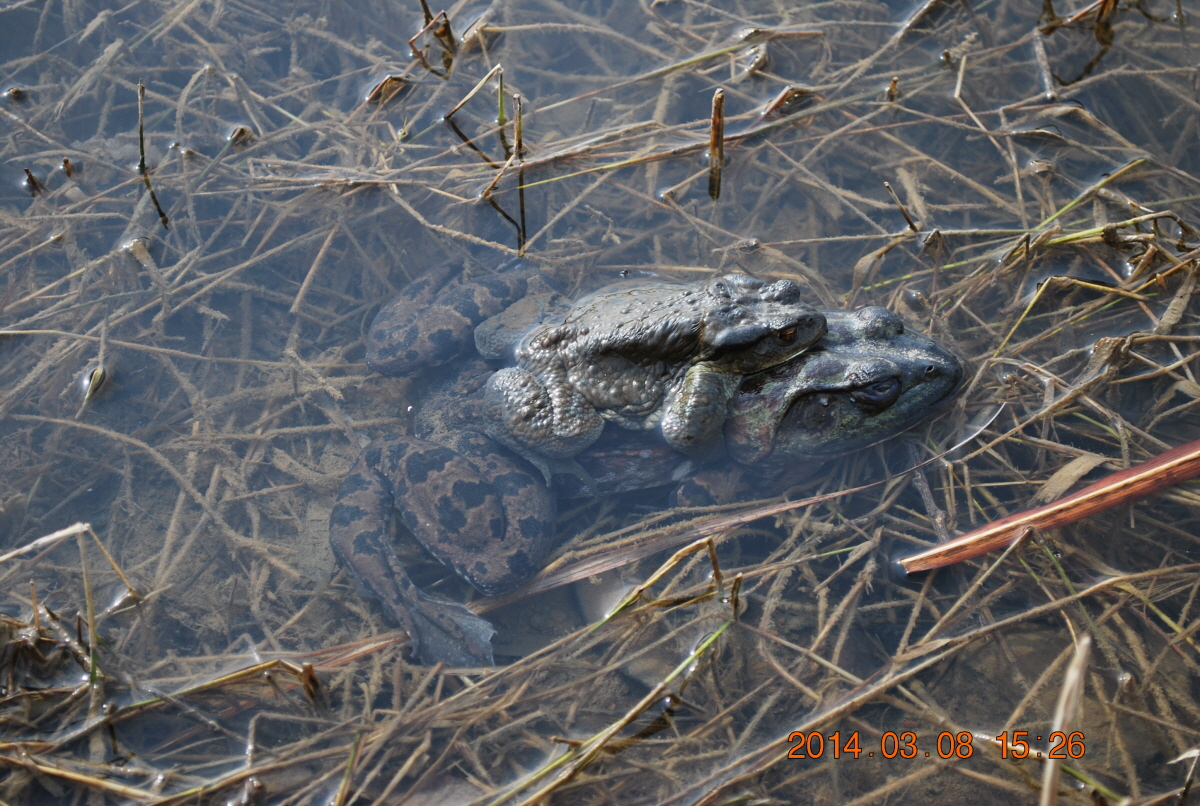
[2,0,1199,803]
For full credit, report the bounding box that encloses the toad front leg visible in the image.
[660,364,742,460]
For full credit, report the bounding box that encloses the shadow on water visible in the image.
[1,0,1199,802]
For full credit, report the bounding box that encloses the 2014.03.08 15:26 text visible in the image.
[787,730,1087,761]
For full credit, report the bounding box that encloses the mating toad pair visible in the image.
[483,273,826,484]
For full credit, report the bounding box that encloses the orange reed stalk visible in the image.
[899,437,1200,574]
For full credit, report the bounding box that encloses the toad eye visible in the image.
[849,378,901,412]
[775,326,798,344]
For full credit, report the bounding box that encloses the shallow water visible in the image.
[1,0,1199,803]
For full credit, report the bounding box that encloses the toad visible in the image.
[330,264,962,666]
[482,274,826,480]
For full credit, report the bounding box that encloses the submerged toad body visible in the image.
[483,274,826,477]
[330,265,963,667]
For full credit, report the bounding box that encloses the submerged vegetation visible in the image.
[1,0,1199,802]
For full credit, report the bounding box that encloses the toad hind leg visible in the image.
[330,436,554,666]
[483,366,605,484]
[330,517,497,667]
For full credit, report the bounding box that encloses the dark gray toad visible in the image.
[725,306,958,466]
[482,274,826,480]
[575,306,964,502]
[329,264,963,667]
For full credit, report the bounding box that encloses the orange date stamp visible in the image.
[785,730,1086,760]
